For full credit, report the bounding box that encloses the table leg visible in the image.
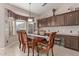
[37,42,39,56]
[27,46,29,56]
[32,40,34,56]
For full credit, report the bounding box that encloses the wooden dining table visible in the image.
[27,34,48,56]
[27,34,48,40]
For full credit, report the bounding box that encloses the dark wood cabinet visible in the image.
[51,16,56,26]
[37,10,79,27]
[55,14,65,26]
[64,36,71,48]
[76,10,79,24]
[64,36,79,51]
[70,38,79,50]
[65,11,76,26]
[47,17,52,26]
[41,18,47,27]
[38,19,42,28]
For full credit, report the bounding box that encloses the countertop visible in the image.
[46,32,79,37]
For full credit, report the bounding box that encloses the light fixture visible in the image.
[52,8,56,16]
[28,3,33,22]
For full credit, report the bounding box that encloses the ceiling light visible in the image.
[28,18,33,22]
[28,3,33,22]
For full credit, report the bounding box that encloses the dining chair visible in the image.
[20,30,37,56]
[37,32,57,56]
[17,31,22,49]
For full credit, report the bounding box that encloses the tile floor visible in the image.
[0,42,79,56]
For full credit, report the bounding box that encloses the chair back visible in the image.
[20,30,28,45]
[47,32,57,50]
[17,31,22,44]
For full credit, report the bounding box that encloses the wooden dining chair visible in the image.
[37,32,57,56]
[20,30,37,56]
[17,31,22,49]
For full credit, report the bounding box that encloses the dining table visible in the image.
[27,34,48,40]
[27,34,48,56]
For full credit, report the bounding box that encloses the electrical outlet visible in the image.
[6,40,8,43]
[58,30,59,32]
[70,30,72,33]
[48,29,50,32]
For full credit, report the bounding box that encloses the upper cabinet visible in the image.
[51,16,56,26]
[55,14,65,26]
[76,10,79,24]
[37,10,79,28]
[42,18,47,27]
[38,19,42,28]
[47,17,52,26]
[65,11,76,26]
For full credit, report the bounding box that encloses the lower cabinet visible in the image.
[64,36,79,51]
[70,38,79,50]
[64,36,71,48]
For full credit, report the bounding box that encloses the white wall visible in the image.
[0,3,37,48]
[0,4,5,48]
[4,4,38,47]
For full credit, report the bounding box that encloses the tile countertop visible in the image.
[57,33,79,37]
[46,32,79,37]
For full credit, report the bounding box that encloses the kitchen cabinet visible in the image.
[64,36,79,51]
[38,20,42,28]
[46,17,52,26]
[65,11,76,26]
[38,17,53,27]
[51,16,56,26]
[55,14,65,26]
[37,10,79,28]
[41,18,46,27]
[64,36,71,48]
[70,38,79,50]
[76,10,79,24]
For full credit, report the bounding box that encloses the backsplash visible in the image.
[39,25,79,36]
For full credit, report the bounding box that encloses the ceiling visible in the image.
[9,3,64,16]
[9,3,79,16]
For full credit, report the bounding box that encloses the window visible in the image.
[15,20,27,31]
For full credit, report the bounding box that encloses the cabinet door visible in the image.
[76,10,79,24]
[51,16,56,26]
[64,36,79,51]
[56,14,65,26]
[64,36,71,48]
[47,17,52,27]
[42,18,47,27]
[38,20,42,28]
[41,19,45,27]
[46,17,51,27]
[70,37,79,50]
[65,11,76,26]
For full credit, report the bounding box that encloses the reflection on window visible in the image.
[16,22,24,26]
[16,21,26,31]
